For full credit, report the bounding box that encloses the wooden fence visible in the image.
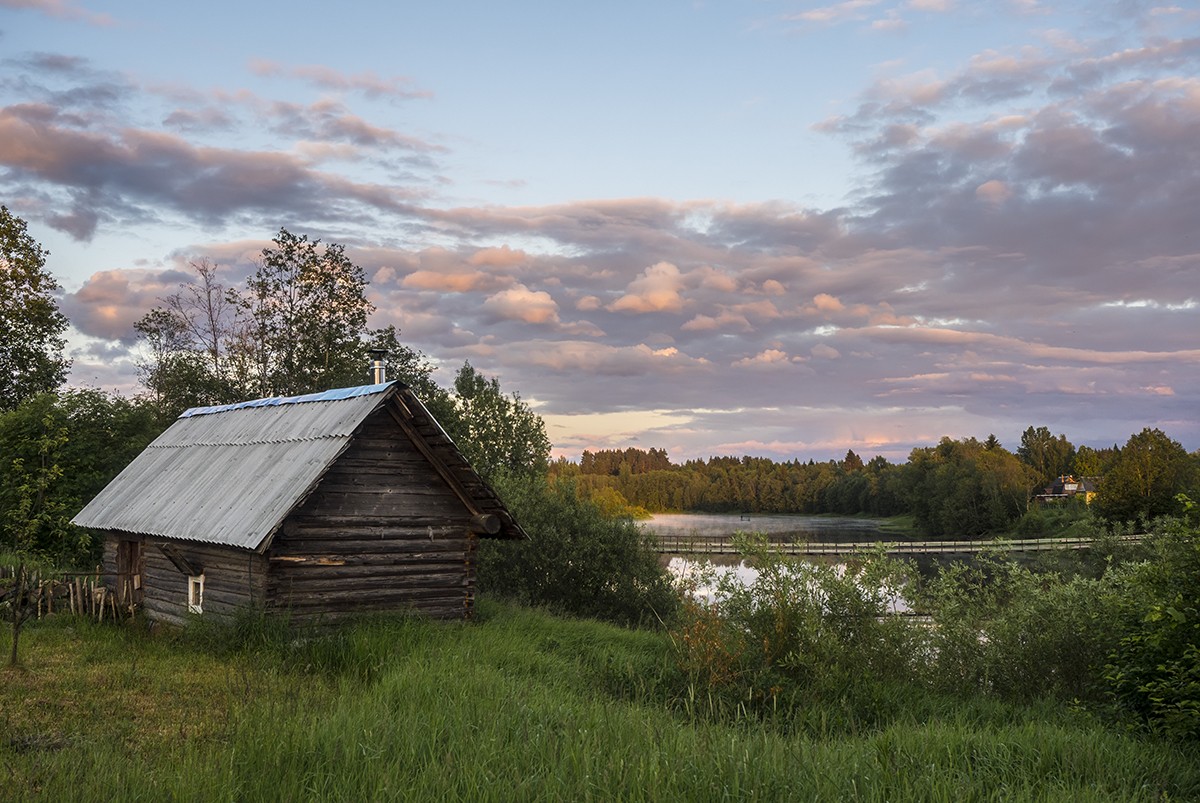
[0,565,135,622]
[651,532,1146,556]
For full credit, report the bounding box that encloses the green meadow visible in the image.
[3,600,1197,802]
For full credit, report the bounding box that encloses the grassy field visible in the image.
[3,602,1198,802]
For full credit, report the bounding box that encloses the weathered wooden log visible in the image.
[469,514,501,535]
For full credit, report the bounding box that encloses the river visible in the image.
[641,512,888,543]
[641,513,912,613]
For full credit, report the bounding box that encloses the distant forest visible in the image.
[551,428,1200,538]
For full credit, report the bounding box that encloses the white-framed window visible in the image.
[187,574,205,614]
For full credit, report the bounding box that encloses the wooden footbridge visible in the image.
[651,532,1145,556]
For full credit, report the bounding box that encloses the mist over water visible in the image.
[642,513,886,543]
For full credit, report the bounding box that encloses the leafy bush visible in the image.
[917,550,1125,702]
[1105,518,1200,739]
[670,536,923,729]
[477,474,678,627]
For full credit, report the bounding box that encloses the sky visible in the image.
[2,0,1198,464]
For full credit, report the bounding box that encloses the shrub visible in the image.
[1105,518,1200,739]
[669,535,923,728]
[918,549,1125,702]
[477,474,679,627]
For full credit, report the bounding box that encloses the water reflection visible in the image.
[643,513,885,544]
[665,555,913,615]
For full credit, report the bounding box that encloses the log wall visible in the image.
[103,534,267,627]
[266,406,479,622]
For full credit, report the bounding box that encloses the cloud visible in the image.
[907,0,954,11]
[60,268,186,342]
[402,270,501,293]
[681,310,752,332]
[733,348,802,368]
[974,179,1012,204]
[0,102,426,240]
[482,284,560,325]
[811,343,842,359]
[247,59,433,100]
[1,0,113,25]
[468,245,528,268]
[6,12,1197,461]
[609,262,686,313]
[787,0,883,24]
[510,341,711,376]
[812,293,846,313]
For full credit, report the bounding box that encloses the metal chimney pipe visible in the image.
[368,348,387,384]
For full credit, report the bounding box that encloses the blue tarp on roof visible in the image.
[179,382,395,418]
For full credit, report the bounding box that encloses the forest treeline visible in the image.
[555,428,1200,538]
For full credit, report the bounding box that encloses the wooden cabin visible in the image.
[72,382,525,626]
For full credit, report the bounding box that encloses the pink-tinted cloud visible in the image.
[482,284,560,325]
[60,267,187,342]
[0,103,426,239]
[248,59,433,100]
[787,0,883,24]
[732,348,804,369]
[402,270,503,293]
[609,262,686,313]
[1,0,112,25]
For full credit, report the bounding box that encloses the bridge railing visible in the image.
[650,532,1144,556]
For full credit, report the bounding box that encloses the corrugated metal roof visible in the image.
[178,382,391,418]
[72,385,394,551]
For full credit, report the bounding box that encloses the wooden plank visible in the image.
[268,551,471,567]
[272,587,471,609]
[269,570,469,595]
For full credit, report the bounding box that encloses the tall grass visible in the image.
[3,601,1198,801]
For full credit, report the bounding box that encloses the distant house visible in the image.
[1033,475,1098,505]
[72,382,525,626]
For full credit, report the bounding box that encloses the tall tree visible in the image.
[0,207,68,411]
[135,231,403,417]
[244,229,372,396]
[449,361,550,480]
[841,449,865,472]
[1072,445,1110,477]
[1018,426,1076,486]
[1096,428,1195,523]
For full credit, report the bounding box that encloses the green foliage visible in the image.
[0,390,160,565]
[245,229,373,396]
[1013,499,1097,537]
[661,516,1200,740]
[447,361,550,480]
[580,447,673,476]
[672,537,922,728]
[2,414,79,561]
[134,235,416,419]
[1018,426,1076,488]
[901,437,1036,538]
[1105,519,1200,739]
[0,206,68,411]
[558,451,909,517]
[1096,428,1196,523]
[917,551,1126,702]
[1073,444,1114,478]
[477,475,677,626]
